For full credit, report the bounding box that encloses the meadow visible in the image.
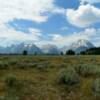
[0,55,100,100]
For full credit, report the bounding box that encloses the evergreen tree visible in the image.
[66,50,75,55]
[61,51,64,55]
[80,51,85,55]
[23,50,28,55]
[34,51,37,55]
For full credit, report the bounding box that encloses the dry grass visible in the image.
[0,55,100,100]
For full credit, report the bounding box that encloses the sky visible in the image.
[0,0,100,47]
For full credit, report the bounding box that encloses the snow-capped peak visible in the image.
[71,39,94,49]
[61,39,95,54]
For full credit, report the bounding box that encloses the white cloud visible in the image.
[66,4,100,27]
[50,28,100,46]
[0,0,99,47]
[0,0,65,24]
[0,0,65,46]
[0,24,42,46]
[80,0,100,4]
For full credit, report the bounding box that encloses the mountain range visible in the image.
[62,39,95,54]
[0,39,95,54]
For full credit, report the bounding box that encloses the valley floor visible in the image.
[0,55,100,100]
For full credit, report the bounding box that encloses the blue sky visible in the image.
[0,0,100,47]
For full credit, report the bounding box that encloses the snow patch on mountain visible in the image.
[61,39,95,53]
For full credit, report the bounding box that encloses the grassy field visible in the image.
[0,55,100,100]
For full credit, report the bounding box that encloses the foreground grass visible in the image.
[0,55,100,100]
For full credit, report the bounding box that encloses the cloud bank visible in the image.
[0,0,65,46]
[66,4,100,27]
[50,28,100,46]
[0,0,99,47]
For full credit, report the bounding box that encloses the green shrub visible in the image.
[5,75,17,88]
[17,63,27,69]
[16,62,37,69]
[57,67,79,85]
[5,75,24,100]
[92,79,100,96]
[27,63,37,68]
[0,96,4,100]
[8,60,18,66]
[0,61,8,69]
[37,64,47,71]
[36,62,50,71]
[60,63,67,68]
[75,64,91,77]
[5,95,19,100]
[75,64,100,77]
[5,75,19,100]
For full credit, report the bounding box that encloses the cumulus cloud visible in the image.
[0,0,65,24]
[0,24,42,46]
[66,4,100,27]
[50,28,100,46]
[0,0,65,46]
[80,0,100,4]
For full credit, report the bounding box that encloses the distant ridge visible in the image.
[41,44,60,55]
[0,39,96,54]
[61,39,95,54]
[0,43,42,55]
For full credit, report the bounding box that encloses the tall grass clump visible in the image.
[57,67,80,85]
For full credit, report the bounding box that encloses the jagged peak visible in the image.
[71,39,94,48]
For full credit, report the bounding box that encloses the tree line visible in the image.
[80,47,100,55]
[21,47,100,55]
[61,47,100,55]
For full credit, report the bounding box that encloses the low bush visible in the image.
[5,75,24,100]
[0,61,8,69]
[16,62,37,69]
[75,64,91,77]
[37,63,47,71]
[60,63,67,68]
[5,75,18,88]
[91,78,100,96]
[27,63,37,68]
[36,62,51,71]
[8,60,18,66]
[57,67,79,85]
[0,96,4,100]
[17,63,27,69]
[75,64,100,77]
